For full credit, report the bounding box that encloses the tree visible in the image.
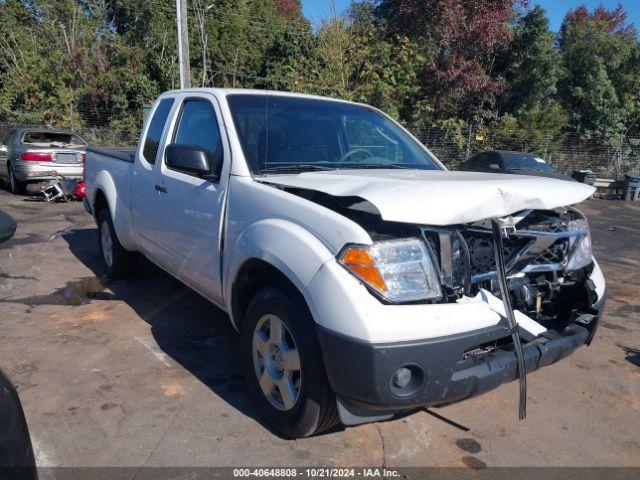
[186,0,310,88]
[375,0,526,121]
[558,3,640,137]
[495,5,561,117]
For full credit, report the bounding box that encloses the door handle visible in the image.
[155,184,167,193]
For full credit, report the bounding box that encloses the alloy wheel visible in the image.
[252,314,302,411]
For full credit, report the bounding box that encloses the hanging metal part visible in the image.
[455,231,472,297]
[491,219,527,421]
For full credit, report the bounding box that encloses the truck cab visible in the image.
[84,88,606,438]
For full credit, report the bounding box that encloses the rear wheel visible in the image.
[97,208,137,279]
[241,287,339,438]
[7,163,24,195]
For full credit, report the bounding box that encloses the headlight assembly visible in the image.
[565,219,593,271]
[338,238,442,303]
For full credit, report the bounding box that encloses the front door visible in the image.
[154,94,229,303]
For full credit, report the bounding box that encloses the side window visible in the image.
[142,98,174,165]
[487,152,502,169]
[468,153,487,168]
[171,98,223,174]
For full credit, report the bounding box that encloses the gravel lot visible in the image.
[0,189,638,468]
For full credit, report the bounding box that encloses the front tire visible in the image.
[8,163,24,195]
[97,208,137,279]
[241,288,339,438]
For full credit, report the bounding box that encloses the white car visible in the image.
[84,89,606,438]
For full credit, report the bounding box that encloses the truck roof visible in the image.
[159,87,363,107]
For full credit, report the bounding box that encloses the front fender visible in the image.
[224,218,336,327]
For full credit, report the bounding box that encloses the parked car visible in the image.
[0,212,36,478]
[84,89,606,438]
[0,210,17,244]
[0,128,88,194]
[458,150,575,181]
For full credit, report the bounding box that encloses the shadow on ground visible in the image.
[619,345,640,368]
[59,227,284,433]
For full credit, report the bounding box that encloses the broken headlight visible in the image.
[565,219,593,271]
[339,239,442,303]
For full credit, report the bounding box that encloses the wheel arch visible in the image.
[227,219,336,331]
[231,258,308,332]
[93,188,108,220]
[91,170,118,221]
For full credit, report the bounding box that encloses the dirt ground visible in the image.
[0,189,638,468]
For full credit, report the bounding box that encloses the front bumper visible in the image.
[318,293,605,420]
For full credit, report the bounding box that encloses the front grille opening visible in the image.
[461,334,529,362]
[530,239,569,265]
[462,341,497,360]
[461,231,530,276]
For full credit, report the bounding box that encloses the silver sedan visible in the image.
[0,128,87,194]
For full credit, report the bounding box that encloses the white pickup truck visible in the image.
[85,88,606,438]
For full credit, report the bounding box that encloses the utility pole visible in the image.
[176,0,191,89]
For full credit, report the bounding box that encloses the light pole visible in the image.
[176,0,191,89]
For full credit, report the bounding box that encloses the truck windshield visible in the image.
[227,94,440,174]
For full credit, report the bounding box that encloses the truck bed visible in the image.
[85,146,137,250]
[86,147,136,163]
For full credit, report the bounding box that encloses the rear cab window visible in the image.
[142,98,175,165]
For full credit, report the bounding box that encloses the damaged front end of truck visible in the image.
[260,171,606,424]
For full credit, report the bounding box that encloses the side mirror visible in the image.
[489,163,500,170]
[165,144,220,180]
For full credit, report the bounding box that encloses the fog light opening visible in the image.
[389,364,425,398]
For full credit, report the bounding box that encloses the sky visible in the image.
[301,0,640,32]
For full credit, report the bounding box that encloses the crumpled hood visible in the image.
[262,169,595,225]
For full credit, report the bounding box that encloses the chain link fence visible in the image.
[2,109,639,178]
[410,124,640,178]
[0,110,140,149]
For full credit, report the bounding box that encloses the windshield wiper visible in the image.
[342,163,417,170]
[262,164,336,174]
[509,168,549,172]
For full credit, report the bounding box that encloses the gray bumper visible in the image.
[318,292,605,422]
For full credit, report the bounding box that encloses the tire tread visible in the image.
[242,287,340,438]
[97,208,138,279]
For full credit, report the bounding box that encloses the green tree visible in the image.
[374,0,526,122]
[558,4,640,137]
[496,5,561,117]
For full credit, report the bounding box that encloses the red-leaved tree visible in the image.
[377,0,527,120]
[275,0,303,21]
[562,3,632,35]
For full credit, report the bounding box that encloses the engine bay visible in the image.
[280,186,599,334]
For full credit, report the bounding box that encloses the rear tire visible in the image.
[97,207,137,279]
[8,163,24,195]
[241,287,339,438]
